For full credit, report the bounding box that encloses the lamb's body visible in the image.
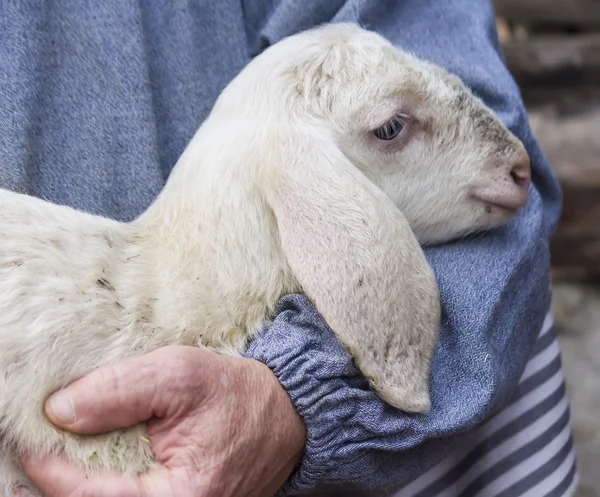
[0,23,532,495]
[0,157,299,490]
[0,191,152,488]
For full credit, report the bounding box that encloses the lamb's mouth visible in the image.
[483,202,519,216]
[470,189,529,214]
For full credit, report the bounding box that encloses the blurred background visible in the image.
[493,1,600,495]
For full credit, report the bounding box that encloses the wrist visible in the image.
[242,357,306,468]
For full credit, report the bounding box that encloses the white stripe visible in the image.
[520,334,560,382]
[474,420,573,497]
[520,448,576,497]
[435,396,569,497]
[393,440,473,496]
[394,313,558,497]
[564,470,580,497]
[478,366,563,439]
[540,313,554,338]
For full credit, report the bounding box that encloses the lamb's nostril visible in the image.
[510,157,531,190]
[511,167,529,188]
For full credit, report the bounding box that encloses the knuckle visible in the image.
[162,346,204,383]
[94,364,126,403]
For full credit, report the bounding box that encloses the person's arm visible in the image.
[244,0,562,493]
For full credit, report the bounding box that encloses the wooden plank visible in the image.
[501,34,600,81]
[551,183,600,282]
[528,106,600,281]
[493,0,600,28]
[528,105,600,186]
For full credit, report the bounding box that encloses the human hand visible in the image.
[20,346,306,497]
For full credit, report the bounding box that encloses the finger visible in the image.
[21,455,161,497]
[21,452,144,497]
[44,346,207,434]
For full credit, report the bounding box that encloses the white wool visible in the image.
[0,23,529,495]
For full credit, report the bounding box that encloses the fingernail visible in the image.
[46,391,76,425]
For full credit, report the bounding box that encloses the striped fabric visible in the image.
[394,314,579,497]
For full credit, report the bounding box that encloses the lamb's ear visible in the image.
[262,133,441,413]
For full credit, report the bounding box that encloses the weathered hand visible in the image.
[20,346,306,497]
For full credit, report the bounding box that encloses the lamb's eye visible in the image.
[373,115,407,141]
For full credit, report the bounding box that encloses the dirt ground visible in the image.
[552,283,600,496]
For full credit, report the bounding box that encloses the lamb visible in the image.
[0,23,531,495]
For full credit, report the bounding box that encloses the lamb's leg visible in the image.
[60,424,155,476]
[1,425,154,496]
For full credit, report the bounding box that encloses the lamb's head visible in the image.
[222,22,530,245]
[332,55,531,245]
[168,24,532,413]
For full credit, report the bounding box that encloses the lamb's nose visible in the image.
[510,147,531,191]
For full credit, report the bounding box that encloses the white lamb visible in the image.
[0,23,531,496]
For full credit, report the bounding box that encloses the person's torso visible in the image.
[0,0,348,220]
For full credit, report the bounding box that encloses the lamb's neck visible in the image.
[126,168,297,352]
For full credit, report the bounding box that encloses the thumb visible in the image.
[45,346,206,434]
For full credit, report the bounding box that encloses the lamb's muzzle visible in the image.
[0,22,530,495]
[471,141,531,212]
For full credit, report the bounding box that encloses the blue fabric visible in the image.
[0,1,561,496]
